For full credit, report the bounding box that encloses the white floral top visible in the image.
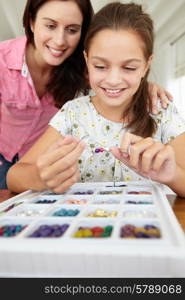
[49,95,185,183]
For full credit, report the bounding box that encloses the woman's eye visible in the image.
[46,24,55,30]
[66,28,80,34]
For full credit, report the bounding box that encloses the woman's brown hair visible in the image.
[23,0,94,108]
[84,2,157,137]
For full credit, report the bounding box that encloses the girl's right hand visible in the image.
[36,135,85,193]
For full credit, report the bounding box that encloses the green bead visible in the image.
[101,232,111,237]
[104,225,113,233]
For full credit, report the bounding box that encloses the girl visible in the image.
[8,2,185,196]
[0,0,172,188]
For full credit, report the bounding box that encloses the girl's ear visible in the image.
[147,54,153,67]
[143,55,153,77]
[30,18,34,33]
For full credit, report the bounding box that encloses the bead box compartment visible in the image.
[45,205,83,218]
[82,205,119,218]
[0,217,33,238]
[5,204,50,217]
[123,195,153,205]
[0,181,185,277]
[61,195,92,205]
[21,217,72,238]
[30,194,63,204]
[122,205,158,219]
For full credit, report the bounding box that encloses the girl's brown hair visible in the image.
[84,2,157,137]
[23,0,94,108]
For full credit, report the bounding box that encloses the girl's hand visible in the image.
[110,132,177,183]
[148,81,173,114]
[36,135,85,193]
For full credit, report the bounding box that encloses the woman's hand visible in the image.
[110,132,177,183]
[148,81,173,114]
[36,135,85,193]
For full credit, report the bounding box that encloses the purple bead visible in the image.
[144,225,157,230]
[95,148,100,153]
[135,232,149,238]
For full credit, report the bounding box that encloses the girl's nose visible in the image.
[105,69,122,86]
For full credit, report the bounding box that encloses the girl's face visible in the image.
[85,29,152,115]
[30,0,83,67]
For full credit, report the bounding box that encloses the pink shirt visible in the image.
[0,36,58,161]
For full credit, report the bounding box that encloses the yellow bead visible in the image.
[74,230,84,238]
[82,229,93,237]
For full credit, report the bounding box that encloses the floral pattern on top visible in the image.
[49,96,185,183]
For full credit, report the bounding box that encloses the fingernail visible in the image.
[122,152,129,158]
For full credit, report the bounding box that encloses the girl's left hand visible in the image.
[110,132,177,183]
[148,81,173,114]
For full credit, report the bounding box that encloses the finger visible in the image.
[156,91,169,109]
[152,144,175,171]
[45,163,79,189]
[110,146,128,161]
[129,137,154,170]
[39,141,85,181]
[51,170,80,194]
[120,132,142,153]
[141,142,164,173]
[38,140,83,168]
[148,84,159,114]
[45,135,79,153]
[164,91,174,101]
[57,135,80,146]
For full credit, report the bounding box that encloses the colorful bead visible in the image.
[73,225,113,238]
[28,224,69,238]
[87,209,117,217]
[94,147,109,153]
[35,199,57,204]
[64,199,88,204]
[0,202,23,215]
[120,224,161,238]
[127,191,152,195]
[52,208,80,217]
[99,190,122,195]
[15,209,45,217]
[125,200,152,205]
[73,190,93,195]
[0,224,27,237]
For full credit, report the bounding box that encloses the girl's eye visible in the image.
[94,65,106,70]
[124,67,137,71]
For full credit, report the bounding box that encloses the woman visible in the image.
[0,0,93,188]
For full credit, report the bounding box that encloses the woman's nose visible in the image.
[54,30,66,47]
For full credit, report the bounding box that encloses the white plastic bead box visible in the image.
[0,181,185,278]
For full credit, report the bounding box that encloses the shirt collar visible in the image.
[6,36,27,70]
